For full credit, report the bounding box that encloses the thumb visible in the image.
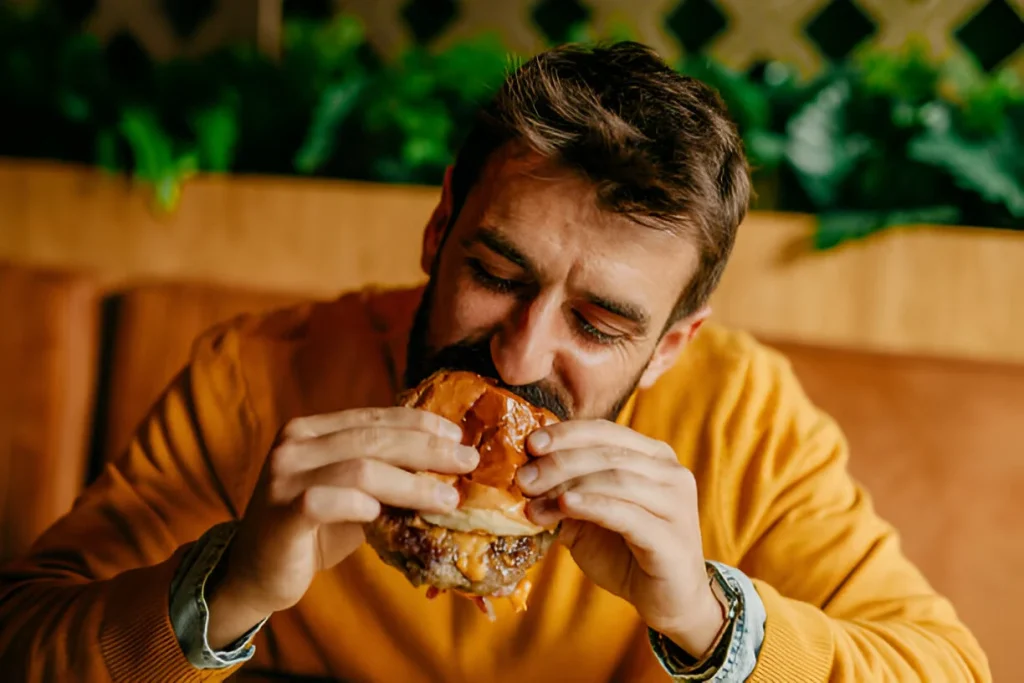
[558,519,585,551]
[316,523,366,569]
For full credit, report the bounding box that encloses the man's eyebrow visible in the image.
[465,225,651,334]
[462,226,534,274]
[585,294,651,333]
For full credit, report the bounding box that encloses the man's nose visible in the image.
[490,297,559,387]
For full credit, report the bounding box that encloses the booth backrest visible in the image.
[769,341,1024,680]
[0,264,97,561]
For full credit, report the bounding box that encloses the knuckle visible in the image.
[609,468,631,486]
[363,407,387,425]
[297,488,319,519]
[281,417,307,440]
[267,442,298,479]
[412,409,435,430]
[544,453,568,479]
[674,465,696,491]
[347,458,377,490]
[356,426,385,454]
[605,449,631,469]
[427,434,456,458]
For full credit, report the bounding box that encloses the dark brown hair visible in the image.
[448,41,750,325]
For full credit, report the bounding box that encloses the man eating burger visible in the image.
[0,42,989,682]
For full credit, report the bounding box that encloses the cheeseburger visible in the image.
[364,370,559,618]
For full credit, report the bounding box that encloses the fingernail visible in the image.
[517,463,537,486]
[562,492,581,506]
[528,431,550,452]
[437,485,459,507]
[457,446,478,468]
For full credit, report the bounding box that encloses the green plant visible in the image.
[687,40,1023,246]
[1,4,1021,244]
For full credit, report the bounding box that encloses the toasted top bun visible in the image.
[399,370,559,536]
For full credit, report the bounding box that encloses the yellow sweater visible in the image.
[0,286,989,682]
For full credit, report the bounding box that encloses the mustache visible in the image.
[406,336,572,421]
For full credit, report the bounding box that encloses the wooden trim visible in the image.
[2,159,1022,364]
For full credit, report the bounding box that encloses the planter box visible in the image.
[2,158,1022,364]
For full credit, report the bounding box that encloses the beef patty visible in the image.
[365,508,557,596]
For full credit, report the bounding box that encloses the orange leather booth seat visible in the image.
[0,264,97,562]
[103,282,301,462]
[769,341,1024,681]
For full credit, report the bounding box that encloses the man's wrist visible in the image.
[661,583,729,659]
[205,544,271,651]
[648,561,757,680]
[169,521,270,669]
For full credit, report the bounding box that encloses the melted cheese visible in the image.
[508,579,532,613]
[453,532,492,582]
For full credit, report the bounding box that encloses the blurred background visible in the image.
[1,0,1022,679]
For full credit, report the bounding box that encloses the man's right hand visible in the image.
[206,407,478,649]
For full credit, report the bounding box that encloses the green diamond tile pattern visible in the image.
[402,0,460,45]
[531,0,592,45]
[665,0,729,55]
[162,0,216,40]
[805,0,877,62]
[956,0,1024,71]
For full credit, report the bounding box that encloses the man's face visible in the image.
[405,152,704,420]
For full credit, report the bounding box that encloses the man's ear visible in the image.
[638,305,711,389]
[421,166,455,275]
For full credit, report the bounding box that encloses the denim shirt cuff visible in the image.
[168,520,269,670]
[649,561,767,681]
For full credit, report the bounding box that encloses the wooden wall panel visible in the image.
[1,159,1022,364]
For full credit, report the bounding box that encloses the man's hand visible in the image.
[206,407,479,649]
[516,420,725,658]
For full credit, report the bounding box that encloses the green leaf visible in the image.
[910,127,1024,217]
[679,55,771,133]
[431,33,510,102]
[746,130,787,170]
[95,127,120,171]
[814,205,961,249]
[118,107,174,182]
[191,101,239,172]
[856,39,939,104]
[785,79,872,208]
[294,75,367,174]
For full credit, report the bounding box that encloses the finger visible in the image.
[516,445,672,496]
[526,469,675,522]
[294,459,460,513]
[277,427,479,474]
[298,486,381,525]
[557,493,661,552]
[282,407,463,442]
[528,420,676,461]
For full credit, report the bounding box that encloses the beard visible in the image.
[404,278,643,422]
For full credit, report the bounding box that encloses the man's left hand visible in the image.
[516,419,725,658]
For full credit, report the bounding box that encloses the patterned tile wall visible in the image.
[341,0,1024,77]
[16,0,1024,77]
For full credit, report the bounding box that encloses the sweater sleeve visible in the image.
[732,350,991,683]
[0,324,262,682]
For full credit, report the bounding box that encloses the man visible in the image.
[0,42,988,682]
